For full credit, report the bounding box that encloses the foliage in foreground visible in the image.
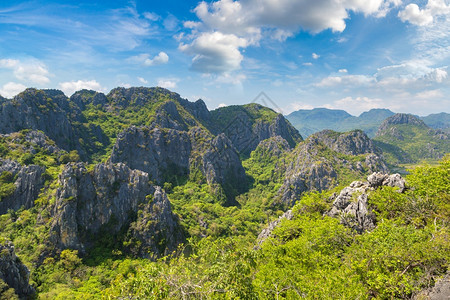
[1,157,449,299]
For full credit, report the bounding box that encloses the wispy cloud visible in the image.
[0,58,50,84]
[0,3,158,52]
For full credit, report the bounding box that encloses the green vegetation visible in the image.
[374,123,449,165]
[0,88,448,299]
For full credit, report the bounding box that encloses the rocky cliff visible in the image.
[110,125,247,201]
[0,89,108,160]
[277,130,388,206]
[0,158,45,214]
[211,104,302,155]
[110,126,191,184]
[327,172,406,232]
[0,241,35,299]
[49,162,183,257]
[377,113,427,135]
[375,113,449,163]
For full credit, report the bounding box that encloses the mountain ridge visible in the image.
[286,107,449,138]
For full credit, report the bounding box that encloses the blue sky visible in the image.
[0,0,449,116]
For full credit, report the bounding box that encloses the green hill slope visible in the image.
[374,113,450,164]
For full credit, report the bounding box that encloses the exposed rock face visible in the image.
[255,136,291,157]
[0,159,45,214]
[110,126,191,184]
[212,104,302,155]
[255,210,293,248]
[327,173,406,232]
[0,89,108,160]
[50,162,183,257]
[0,89,79,151]
[313,129,381,155]
[278,131,389,207]
[413,273,450,300]
[110,126,247,198]
[127,187,185,258]
[376,113,427,136]
[177,98,211,124]
[0,241,35,298]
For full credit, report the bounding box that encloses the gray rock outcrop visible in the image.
[127,186,185,258]
[0,159,45,214]
[376,113,427,137]
[49,162,183,257]
[0,241,35,298]
[110,126,247,198]
[278,131,389,207]
[110,126,191,184]
[327,172,406,232]
[212,104,302,155]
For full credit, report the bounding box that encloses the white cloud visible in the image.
[303,62,313,66]
[398,0,450,26]
[218,103,227,108]
[144,52,169,66]
[316,63,448,91]
[312,53,320,59]
[128,52,169,67]
[339,69,348,73]
[316,74,374,87]
[326,96,384,115]
[0,82,26,98]
[179,31,247,73]
[180,0,400,73]
[0,58,50,84]
[137,77,148,84]
[157,78,178,89]
[216,72,247,85]
[59,80,104,96]
[143,12,160,21]
[415,89,443,99]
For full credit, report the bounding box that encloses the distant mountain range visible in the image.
[286,108,450,138]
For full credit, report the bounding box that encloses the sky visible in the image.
[0,0,449,116]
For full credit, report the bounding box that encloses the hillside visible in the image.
[374,113,450,164]
[286,108,449,138]
[0,87,448,299]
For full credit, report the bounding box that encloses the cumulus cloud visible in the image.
[398,0,450,26]
[157,78,178,89]
[59,80,104,96]
[339,69,348,73]
[137,77,148,84]
[144,52,169,66]
[180,0,400,73]
[0,82,26,98]
[128,52,169,67]
[312,53,320,59]
[179,32,247,73]
[0,58,50,84]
